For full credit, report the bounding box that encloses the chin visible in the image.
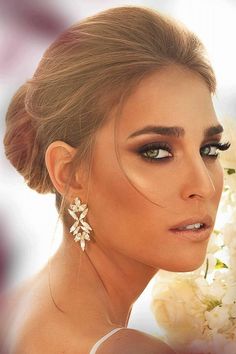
[160,255,206,273]
[176,262,204,273]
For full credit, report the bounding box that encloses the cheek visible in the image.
[87,143,149,250]
[87,140,173,258]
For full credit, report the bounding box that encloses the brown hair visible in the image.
[3,5,216,229]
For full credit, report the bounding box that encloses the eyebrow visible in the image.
[127,123,224,139]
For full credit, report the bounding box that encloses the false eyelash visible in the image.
[200,141,231,160]
[137,140,231,163]
[201,141,231,152]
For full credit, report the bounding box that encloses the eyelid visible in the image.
[137,141,171,153]
[201,137,223,145]
[136,138,227,150]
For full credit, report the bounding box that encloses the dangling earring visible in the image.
[67,196,92,251]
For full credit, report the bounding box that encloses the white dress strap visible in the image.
[89,327,125,354]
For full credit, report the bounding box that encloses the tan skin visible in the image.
[4,64,224,353]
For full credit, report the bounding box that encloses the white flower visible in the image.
[204,305,229,331]
[151,276,207,349]
[221,285,236,305]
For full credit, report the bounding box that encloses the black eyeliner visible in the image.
[137,140,231,163]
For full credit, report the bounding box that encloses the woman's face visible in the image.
[88,64,224,271]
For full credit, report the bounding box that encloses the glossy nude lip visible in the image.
[170,215,213,230]
[169,225,212,242]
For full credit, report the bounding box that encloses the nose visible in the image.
[181,155,216,201]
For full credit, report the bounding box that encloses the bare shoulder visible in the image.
[0,279,35,352]
[4,301,80,354]
[96,328,177,354]
[1,278,80,354]
[6,315,78,354]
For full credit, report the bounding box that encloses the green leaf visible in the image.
[227,168,236,175]
[213,229,221,235]
[204,258,209,279]
[215,258,228,269]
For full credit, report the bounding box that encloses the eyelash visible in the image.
[138,141,231,163]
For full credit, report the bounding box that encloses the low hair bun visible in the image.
[3,83,54,194]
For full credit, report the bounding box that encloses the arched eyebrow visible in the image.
[127,124,224,139]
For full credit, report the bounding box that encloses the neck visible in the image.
[48,230,158,330]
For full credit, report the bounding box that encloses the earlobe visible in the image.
[45,140,82,196]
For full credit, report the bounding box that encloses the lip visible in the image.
[169,224,212,242]
[170,215,213,231]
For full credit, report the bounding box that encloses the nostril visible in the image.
[189,194,203,199]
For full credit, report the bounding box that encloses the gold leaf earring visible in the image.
[67,196,92,251]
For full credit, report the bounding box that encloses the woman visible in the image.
[2,5,231,354]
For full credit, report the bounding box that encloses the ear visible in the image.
[45,141,87,200]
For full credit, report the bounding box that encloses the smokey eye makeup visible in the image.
[136,140,231,163]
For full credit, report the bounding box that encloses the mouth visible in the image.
[169,215,213,231]
[169,215,213,242]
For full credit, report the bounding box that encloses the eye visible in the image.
[200,141,231,159]
[138,142,172,162]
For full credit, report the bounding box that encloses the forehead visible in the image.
[94,64,219,146]
[115,64,218,135]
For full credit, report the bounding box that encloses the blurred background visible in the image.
[0,0,236,335]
